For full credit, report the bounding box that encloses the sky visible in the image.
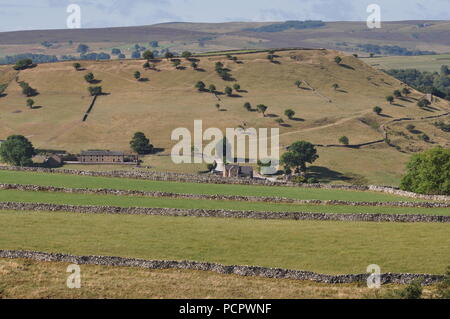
[0,0,449,32]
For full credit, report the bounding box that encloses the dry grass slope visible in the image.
[0,49,449,185]
[2,258,437,299]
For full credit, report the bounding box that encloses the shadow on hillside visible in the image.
[290,117,305,121]
[307,166,352,183]
[151,148,165,154]
[339,64,355,70]
[398,97,413,103]
[392,103,405,107]
[409,129,423,135]
[88,79,102,84]
[0,93,7,98]
[31,105,43,109]
[195,68,206,72]
[266,114,278,118]
[379,113,393,118]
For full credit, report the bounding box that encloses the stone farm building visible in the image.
[77,150,139,164]
[223,164,254,178]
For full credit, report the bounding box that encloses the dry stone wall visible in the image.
[1,202,448,223]
[0,166,449,201]
[1,183,449,208]
[0,250,443,285]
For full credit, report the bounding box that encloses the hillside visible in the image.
[1,20,450,62]
[0,49,449,185]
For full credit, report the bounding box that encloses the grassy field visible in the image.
[0,170,430,202]
[0,189,448,215]
[1,258,440,299]
[0,211,449,274]
[1,49,449,185]
[366,54,450,73]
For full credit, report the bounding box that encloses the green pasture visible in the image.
[0,170,429,202]
[0,189,448,215]
[0,211,448,274]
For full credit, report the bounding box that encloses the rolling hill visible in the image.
[1,20,450,62]
[0,49,449,185]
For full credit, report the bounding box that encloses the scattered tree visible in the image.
[208,84,216,93]
[233,83,241,91]
[339,136,349,145]
[84,72,95,83]
[0,135,36,166]
[280,141,319,176]
[243,102,252,111]
[334,56,342,64]
[386,95,394,104]
[400,147,450,195]
[131,51,141,59]
[191,62,198,70]
[295,80,302,88]
[26,98,34,109]
[373,106,383,115]
[224,86,233,96]
[13,58,34,70]
[284,109,295,119]
[417,99,431,108]
[393,89,402,98]
[195,81,206,91]
[215,103,221,111]
[276,118,284,125]
[165,52,174,60]
[332,83,339,91]
[402,87,411,96]
[134,71,141,81]
[181,51,192,59]
[77,44,89,54]
[130,132,153,155]
[172,59,181,69]
[142,50,154,61]
[73,62,81,71]
[88,86,102,96]
[18,82,37,97]
[256,104,268,116]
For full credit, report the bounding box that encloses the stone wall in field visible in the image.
[0,250,444,285]
[1,183,449,208]
[0,166,449,202]
[1,202,449,223]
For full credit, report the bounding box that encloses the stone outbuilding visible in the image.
[77,150,138,164]
[223,165,254,178]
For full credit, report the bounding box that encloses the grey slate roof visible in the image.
[79,150,125,156]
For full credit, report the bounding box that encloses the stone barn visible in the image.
[77,150,138,164]
[223,165,254,178]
